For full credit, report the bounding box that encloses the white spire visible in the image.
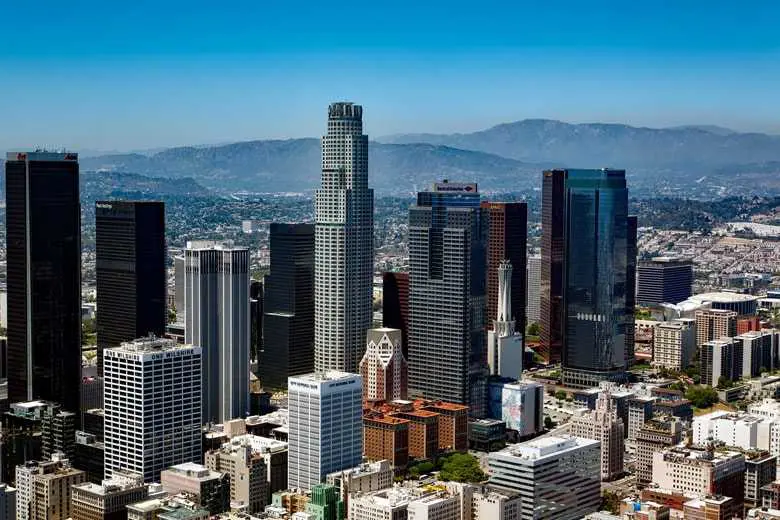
[494,260,516,337]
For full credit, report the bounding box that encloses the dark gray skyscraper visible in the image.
[408,181,487,416]
[260,223,315,389]
[5,152,81,417]
[96,201,166,376]
[314,102,374,373]
[561,169,633,388]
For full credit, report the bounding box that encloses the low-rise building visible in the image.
[205,437,270,514]
[651,447,746,506]
[326,460,393,500]
[160,463,230,515]
[71,471,147,520]
[746,452,777,509]
[569,389,625,481]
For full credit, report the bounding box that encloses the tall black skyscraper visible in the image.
[561,169,633,388]
[260,223,315,389]
[96,201,166,375]
[5,152,81,415]
[636,258,693,306]
[250,280,263,363]
[540,169,567,364]
[408,181,487,417]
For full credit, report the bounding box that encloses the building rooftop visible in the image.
[689,292,759,304]
[289,371,359,383]
[110,336,198,354]
[498,435,599,461]
[164,462,223,481]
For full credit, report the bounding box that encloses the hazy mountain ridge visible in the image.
[80,140,548,193]
[380,119,780,168]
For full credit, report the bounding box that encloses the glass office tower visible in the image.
[561,169,631,388]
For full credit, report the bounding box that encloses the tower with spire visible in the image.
[487,260,524,379]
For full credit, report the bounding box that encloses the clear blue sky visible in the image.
[2,1,779,151]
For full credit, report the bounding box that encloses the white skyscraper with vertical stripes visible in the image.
[184,241,250,424]
[314,102,374,373]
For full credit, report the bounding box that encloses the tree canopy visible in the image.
[685,385,719,408]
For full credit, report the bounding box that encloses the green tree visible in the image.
[526,322,540,336]
[544,416,556,430]
[717,376,733,389]
[437,453,486,483]
[554,390,567,400]
[685,385,719,408]
[408,461,435,479]
[602,491,621,514]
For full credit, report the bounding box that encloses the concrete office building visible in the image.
[628,396,657,441]
[5,152,81,418]
[636,258,693,306]
[160,463,229,514]
[526,254,541,325]
[260,223,315,388]
[635,416,684,487]
[695,309,738,348]
[559,169,635,388]
[700,338,740,386]
[103,337,202,483]
[408,181,487,416]
[651,447,746,504]
[360,328,407,403]
[738,329,780,379]
[406,491,460,520]
[482,201,527,344]
[653,319,697,370]
[746,452,777,509]
[204,438,270,513]
[314,102,374,373]
[15,454,86,520]
[487,261,523,380]
[71,471,147,520]
[569,389,625,481]
[288,372,363,490]
[488,436,601,520]
[174,256,185,323]
[41,407,76,461]
[184,241,250,424]
[95,201,166,376]
[326,460,393,499]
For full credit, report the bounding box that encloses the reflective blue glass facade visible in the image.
[561,169,630,387]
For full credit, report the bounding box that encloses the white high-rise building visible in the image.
[104,337,202,483]
[314,102,374,373]
[288,371,363,491]
[526,254,541,324]
[184,242,250,424]
[487,261,523,380]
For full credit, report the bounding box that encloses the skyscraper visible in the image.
[5,152,81,416]
[487,261,523,380]
[539,169,566,364]
[260,223,315,389]
[314,102,374,373]
[103,337,202,483]
[625,215,638,367]
[95,201,166,376]
[408,181,487,415]
[526,254,541,325]
[382,272,409,357]
[482,201,527,341]
[359,328,407,403]
[250,280,263,364]
[288,372,363,491]
[561,169,632,388]
[185,242,250,424]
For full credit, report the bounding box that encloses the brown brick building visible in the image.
[422,402,469,452]
[363,414,410,469]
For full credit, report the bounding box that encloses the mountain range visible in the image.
[25,119,780,194]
